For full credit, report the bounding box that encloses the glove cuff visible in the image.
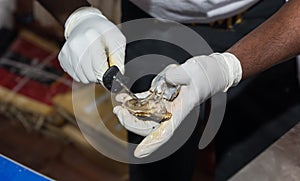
[211,52,242,91]
[64,6,107,39]
[0,0,16,29]
[0,0,16,11]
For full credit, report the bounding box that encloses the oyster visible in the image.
[122,75,182,122]
[124,91,172,122]
[150,75,180,101]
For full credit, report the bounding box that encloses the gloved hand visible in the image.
[113,52,242,158]
[58,7,126,84]
[0,0,16,29]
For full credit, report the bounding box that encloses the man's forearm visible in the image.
[36,0,90,25]
[227,0,300,79]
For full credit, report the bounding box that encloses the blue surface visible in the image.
[0,154,52,181]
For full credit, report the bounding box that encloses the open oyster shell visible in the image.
[150,75,180,101]
[124,92,172,122]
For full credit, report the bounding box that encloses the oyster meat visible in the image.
[124,91,172,122]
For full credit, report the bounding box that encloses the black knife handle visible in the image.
[103,65,128,93]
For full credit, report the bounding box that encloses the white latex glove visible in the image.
[165,52,242,104]
[0,0,16,29]
[58,7,126,84]
[113,52,242,158]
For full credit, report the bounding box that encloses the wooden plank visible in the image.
[0,119,128,180]
[53,85,127,144]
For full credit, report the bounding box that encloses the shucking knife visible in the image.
[102,65,138,99]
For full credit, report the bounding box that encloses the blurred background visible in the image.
[0,0,129,180]
[1,0,300,181]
